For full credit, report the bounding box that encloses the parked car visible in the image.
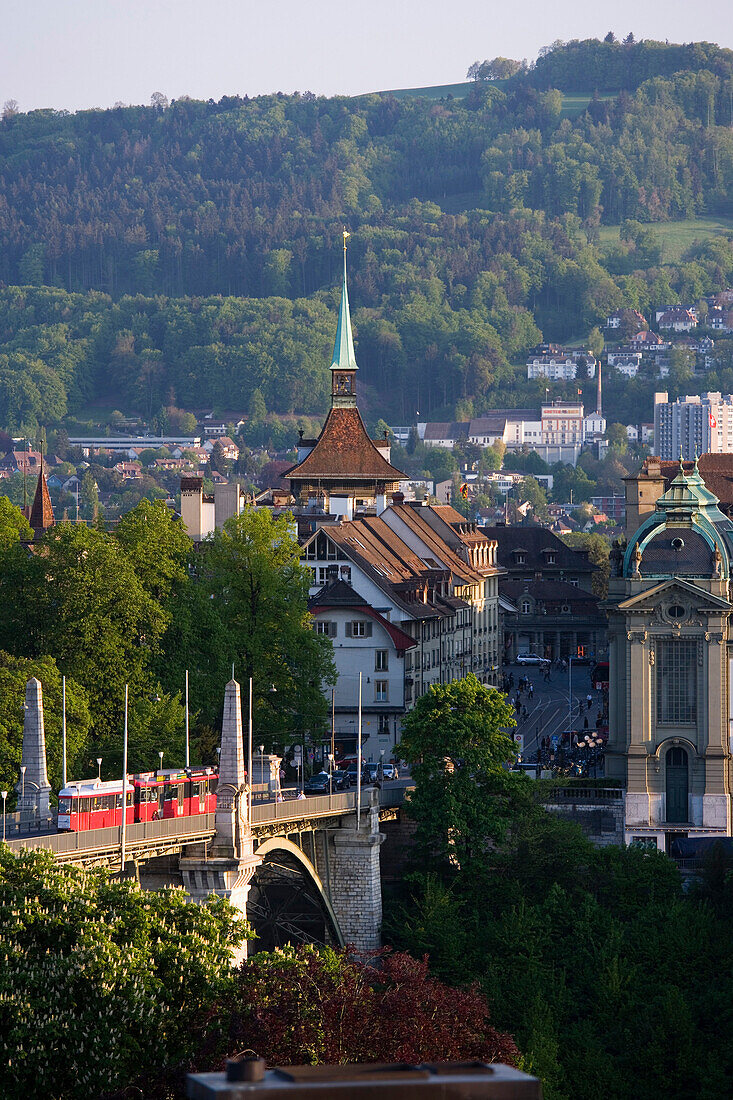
[332,769,352,790]
[381,763,399,780]
[516,652,549,666]
[346,764,379,786]
[303,772,331,795]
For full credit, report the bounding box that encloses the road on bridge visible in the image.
[505,662,604,761]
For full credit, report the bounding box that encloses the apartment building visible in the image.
[653,391,733,460]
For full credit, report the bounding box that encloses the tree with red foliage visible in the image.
[199,946,519,1069]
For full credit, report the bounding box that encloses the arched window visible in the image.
[666,746,689,824]
[521,599,531,614]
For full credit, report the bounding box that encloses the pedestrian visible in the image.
[528,685,534,701]
[586,693,593,710]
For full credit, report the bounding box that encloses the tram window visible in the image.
[59,798,71,814]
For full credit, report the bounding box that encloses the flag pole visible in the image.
[185,669,190,767]
[248,677,253,821]
[120,684,129,879]
[356,671,362,830]
[61,675,67,789]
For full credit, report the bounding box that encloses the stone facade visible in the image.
[16,678,51,819]
[180,679,261,963]
[323,794,385,952]
[607,460,733,850]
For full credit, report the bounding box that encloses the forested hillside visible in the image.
[1,37,733,430]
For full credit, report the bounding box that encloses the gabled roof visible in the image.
[501,578,600,612]
[385,504,485,585]
[483,525,593,573]
[309,580,417,652]
[309,579,368,608]
[615,576,730,612]
[286,406,406,482]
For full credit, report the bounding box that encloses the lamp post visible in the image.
[258,744,265,804]
[20,765,26,804]
[1,790,6,842]
[96,757,102,783]
[379,748,385,784]
[568,655,577,738]
[62,675,67,789]
[185,669,190,768]
[120,685,129,879]
[328,752,334,798]
[356,671,363,831]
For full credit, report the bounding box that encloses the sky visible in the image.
[2,0,731,113]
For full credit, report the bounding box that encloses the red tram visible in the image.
[57,767,218,831]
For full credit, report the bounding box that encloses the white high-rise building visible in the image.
[654,392,733,459]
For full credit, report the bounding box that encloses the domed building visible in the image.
[606,459,733,849]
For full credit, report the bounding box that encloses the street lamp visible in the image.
[1,790,6,842]
[158,751,164,773]
[20,765,26,804]
[96,757,102,783]
[379,749,385,784]
[327,752,335,797]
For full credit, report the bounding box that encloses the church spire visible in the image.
[330,229,358,373]
[29,445,54,541]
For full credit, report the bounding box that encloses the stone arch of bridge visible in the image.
[248,836,344,952]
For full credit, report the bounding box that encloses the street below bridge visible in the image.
[503,661,605,763]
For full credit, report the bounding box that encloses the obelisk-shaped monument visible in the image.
[212,678,247,856]
[180,678,260,962]
[16,677,52,818]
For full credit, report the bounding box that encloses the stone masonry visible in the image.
[16,678,51,818]
[180,679,261,964]
[327,791,385,952]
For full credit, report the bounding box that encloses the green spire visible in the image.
[330,230,358,372]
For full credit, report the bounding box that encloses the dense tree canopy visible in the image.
[385,751,733,1100]
[397,674,517,872]
[0,848,248,1100]
[0,45,732,430]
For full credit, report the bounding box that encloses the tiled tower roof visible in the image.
[29,463,54,540]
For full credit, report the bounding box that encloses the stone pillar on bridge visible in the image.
[16,678,51,820]
[326,788,385,952]
[179,678,261,964]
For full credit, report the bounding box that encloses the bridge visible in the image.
[7,677,412,959]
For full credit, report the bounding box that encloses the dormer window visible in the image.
[544,550,556,565]
[514,551,526,565]
[521,599,531,614]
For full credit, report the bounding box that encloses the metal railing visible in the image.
[4,785,412,862]
[6,813,217,860]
